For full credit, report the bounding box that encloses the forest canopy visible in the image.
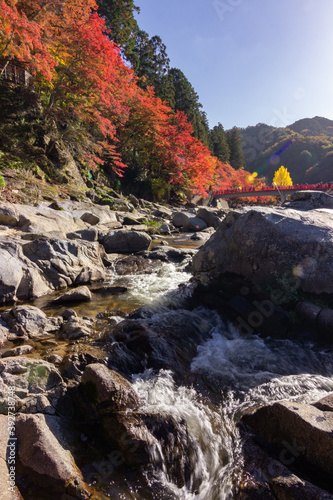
[0,0,253,200]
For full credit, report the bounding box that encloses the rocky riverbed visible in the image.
[0,190,333,499]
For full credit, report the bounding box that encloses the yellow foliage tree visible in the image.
[272,166,293,187]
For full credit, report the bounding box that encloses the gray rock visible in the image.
[61,309,77,320]
[0,415,23,499]
[284,190,333,210]
[80,212,100,225]
[172,212,191,228]
[0,357,65,414]
[66,228,99,242]
[196,207,222,229]
[53,285,92,303]
[59,317,93,339]
[1,305,62,339]
[103,230,151,253]
[61,352,105,380]
[17,203,88,234]
[159,223,172,234]
[242,400,333,476]
[81,363,140,411]
[121,214,147,226]
[0,237,51,303]
[144,245,196,263]
[211,198,229,210]
[2,345,33,358]
[0,202,19,226]
[0,319,9,346]
[296,301,322,325]
[23,237,106,289]
[128,194,140,207]
[107,309,212,383]
[43,354,63,365]
[192,207,333,295]
[49,199,118,225]
[151,204,173,219]
[15,413,91,496]
[240,433,333,499]
[114,254,162,275]
[80,364,160,467]
[182,216,207,232]
[313,393,333,412]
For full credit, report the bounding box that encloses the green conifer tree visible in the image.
[210,123,230,163]
[226,126,245,169]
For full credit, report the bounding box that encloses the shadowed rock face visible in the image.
[239,396,333,498]
[242,400,333,476]
[191,206,333,295]
[105,309,212,382]
[15,413,93,497]
[78,364,201,488]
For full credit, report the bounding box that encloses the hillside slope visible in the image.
[240,117,333,184]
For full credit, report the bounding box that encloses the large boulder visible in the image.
[239,432,333,499]
[22,237,106,289]
[191,207,333,295]
[79,364,158,466]
[242,400,333,477]
[81,363,140,411]
[172,212,192,228]
[0,237,51,303]
[79,364,200,485]
[103,230,151,253]
[0,235,106,304]
[106,309,212,382]
[0,202,20,226]
[182,217,207,232]
[15,413,92,497]
[0,415,23,499]
[1,305,62,339]
[13,203,87,234]
[196,207,222,229]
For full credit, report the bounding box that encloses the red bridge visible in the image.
[212,182,333,199]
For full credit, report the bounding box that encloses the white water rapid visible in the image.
[98,259,333,499]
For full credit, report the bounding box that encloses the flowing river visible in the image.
[83,255,333,499]
[3,240,333,499]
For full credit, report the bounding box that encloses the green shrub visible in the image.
[0,174,5,188]
[143,218,163,234]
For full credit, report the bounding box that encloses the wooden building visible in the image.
[0,58,32,86]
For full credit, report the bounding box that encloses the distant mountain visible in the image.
[240,116,333,185]
[288,116,333,137]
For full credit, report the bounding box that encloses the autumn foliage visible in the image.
[272,166,293,187]
[0,0,254,198]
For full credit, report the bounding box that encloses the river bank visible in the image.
[0,189,333,499]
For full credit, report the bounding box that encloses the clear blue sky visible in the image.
[135,0,333,130]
